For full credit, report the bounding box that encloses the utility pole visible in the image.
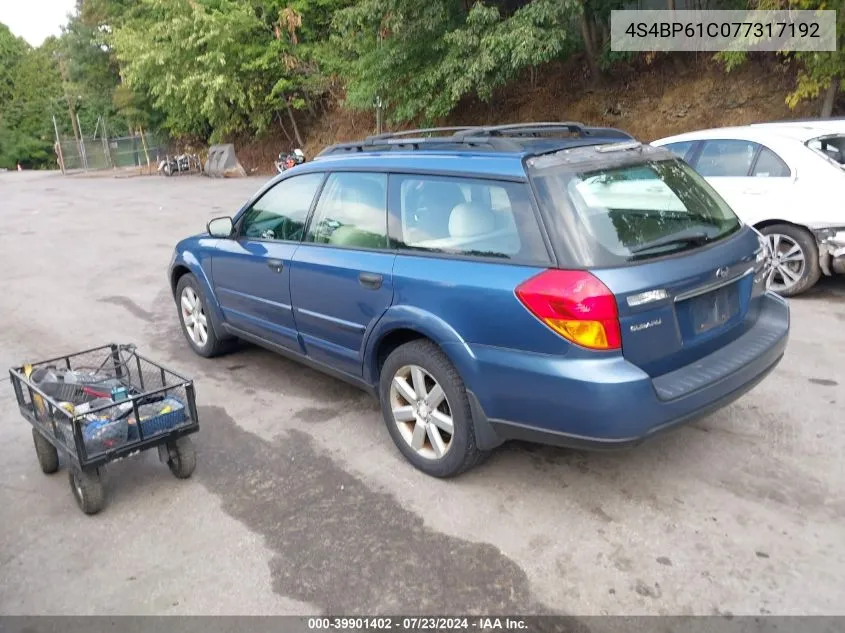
[57,56,82,146]
[102,117,113,169]
[56,54,84,170]
[375,26,384,136]
[52,114,66,175]
[76,112,89,171]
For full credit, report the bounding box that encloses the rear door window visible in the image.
[388,174,550,265]
[751,147,791,177]
[663,140,697,161]
[694,140,758,177]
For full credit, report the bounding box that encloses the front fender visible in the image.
[170,249,226,327]
[363,305,478,387]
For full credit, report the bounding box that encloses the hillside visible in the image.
[2,0,842,171]
[237,55,828,175]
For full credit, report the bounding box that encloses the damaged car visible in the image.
[653,120,845,296]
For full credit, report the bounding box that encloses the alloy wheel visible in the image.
[181,287,208,347]
[765,233,806,293]
[389,364,454,460]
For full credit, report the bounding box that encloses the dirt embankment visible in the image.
[236,54,827,175]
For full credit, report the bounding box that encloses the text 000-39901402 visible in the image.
[305,616,530,630]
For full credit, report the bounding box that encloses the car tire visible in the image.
[175,273,234,358]
[378,340,489,478]
[760,224,821,297]
[32,428,59,474]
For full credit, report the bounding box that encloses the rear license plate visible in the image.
[690,285,739,334]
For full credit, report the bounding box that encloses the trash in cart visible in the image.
[8,344,199,515]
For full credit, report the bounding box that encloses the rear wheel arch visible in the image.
[753,219,808,232]
[372,328,432,383]
[370,325,474,386]
[365,307,473,383]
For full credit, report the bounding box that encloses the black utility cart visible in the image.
[8,344,199,515]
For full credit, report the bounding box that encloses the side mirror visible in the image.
[207,217,234,238]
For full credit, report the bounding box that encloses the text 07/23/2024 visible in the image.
[306,617,530,631]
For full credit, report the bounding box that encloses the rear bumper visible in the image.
[454,292,789,451]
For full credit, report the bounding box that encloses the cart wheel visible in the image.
[167,436,196,479]
[32,428,59,474]
[69,468,105,515]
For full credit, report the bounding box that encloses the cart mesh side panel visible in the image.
[13,375,78,456]
[12,344,197,465]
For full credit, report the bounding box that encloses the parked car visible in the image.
[169,122,789,477]
[653,120,845,296]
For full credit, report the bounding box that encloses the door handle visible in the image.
[267,259,284,273]
[358,272,383,290]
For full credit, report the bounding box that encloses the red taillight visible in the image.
[515,270,622,351]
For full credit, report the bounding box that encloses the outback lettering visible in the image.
[630,318,663,332]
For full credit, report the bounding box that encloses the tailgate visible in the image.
[594,228,763,377]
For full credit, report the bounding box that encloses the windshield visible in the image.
[807,135,845,168]
[530,158,742,267]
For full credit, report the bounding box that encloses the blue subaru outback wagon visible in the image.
[169,123,789,477]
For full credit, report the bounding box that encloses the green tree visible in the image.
[787,1,845,117]
[112,0,328,142]
[61,14,126,135]
[719,0,844,117]
[0,38,66,169]
[73,0,162,132]
[433,0,579,118]
[327,0,463,123]
[329,0,581,125]
[0,23,29,109]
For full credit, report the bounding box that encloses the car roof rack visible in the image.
[452,121,634,140]
[316,122,634,157]
[365,126,484,140]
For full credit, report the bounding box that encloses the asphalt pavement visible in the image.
[0,170,843,616]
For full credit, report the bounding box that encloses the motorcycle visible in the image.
[275,148,306,173]
[158,153,199,177]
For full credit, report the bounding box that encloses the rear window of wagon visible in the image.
[529,157,743,267]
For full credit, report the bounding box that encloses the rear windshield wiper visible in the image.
[630,231,711,256]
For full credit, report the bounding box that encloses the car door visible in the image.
[741,144,796,223]
[687,139,797,225]
[289,172,395,377]
[210,172,325,351]
[688,139,761,223]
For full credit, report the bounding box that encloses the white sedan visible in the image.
[653,121,845,296]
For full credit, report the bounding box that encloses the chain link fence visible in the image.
[56,131,170,175]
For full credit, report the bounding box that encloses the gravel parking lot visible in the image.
[1,170,843,616]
